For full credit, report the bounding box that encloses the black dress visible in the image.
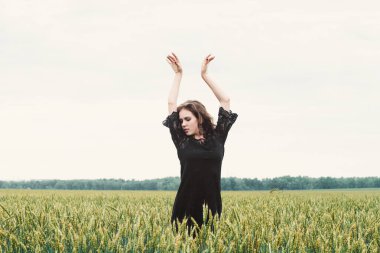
[163,106,238,233]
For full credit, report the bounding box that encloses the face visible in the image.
[179,109,200,136]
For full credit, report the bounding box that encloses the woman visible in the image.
[163,52,238,236]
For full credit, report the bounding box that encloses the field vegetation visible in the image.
[0,190,379,252]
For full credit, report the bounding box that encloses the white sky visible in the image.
[1,0,379,180]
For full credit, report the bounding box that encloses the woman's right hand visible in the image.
[166,52,183,74]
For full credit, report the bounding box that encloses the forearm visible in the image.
[201,74,230,102]
[168,73,182,104]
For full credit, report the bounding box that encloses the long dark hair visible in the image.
[177,100,216,136]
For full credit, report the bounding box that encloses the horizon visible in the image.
[2,175,380,182]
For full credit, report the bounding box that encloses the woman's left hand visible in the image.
[201,54,215,76]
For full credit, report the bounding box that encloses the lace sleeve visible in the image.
[162,111,186,149]
[215,107,238,144]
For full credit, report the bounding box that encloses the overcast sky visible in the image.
[1,0,379,180]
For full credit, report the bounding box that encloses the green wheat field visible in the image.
[0,189,379,252]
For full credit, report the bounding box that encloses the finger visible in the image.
[172,52,179,60]
[170,52,176,61]
[167,58,176,65]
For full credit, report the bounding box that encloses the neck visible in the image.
[194,133,205,140]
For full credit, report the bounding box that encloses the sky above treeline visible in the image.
[1,0,379,180]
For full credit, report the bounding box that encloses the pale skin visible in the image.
[166,52,231,140]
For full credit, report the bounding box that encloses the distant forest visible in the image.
[1,176,380,190]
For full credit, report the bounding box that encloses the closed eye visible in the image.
[179,117,191,123]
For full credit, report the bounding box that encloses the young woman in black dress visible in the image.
[163,52,238,236]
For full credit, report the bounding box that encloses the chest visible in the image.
[177,136,224,162]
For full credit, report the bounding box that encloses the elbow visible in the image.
[220,97,230,103]
[219,98,231,111]
[168,101,177,109]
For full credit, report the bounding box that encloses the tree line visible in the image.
[1,176,380,190]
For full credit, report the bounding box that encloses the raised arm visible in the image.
[166,52,183,114]
[201,54,231,111]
